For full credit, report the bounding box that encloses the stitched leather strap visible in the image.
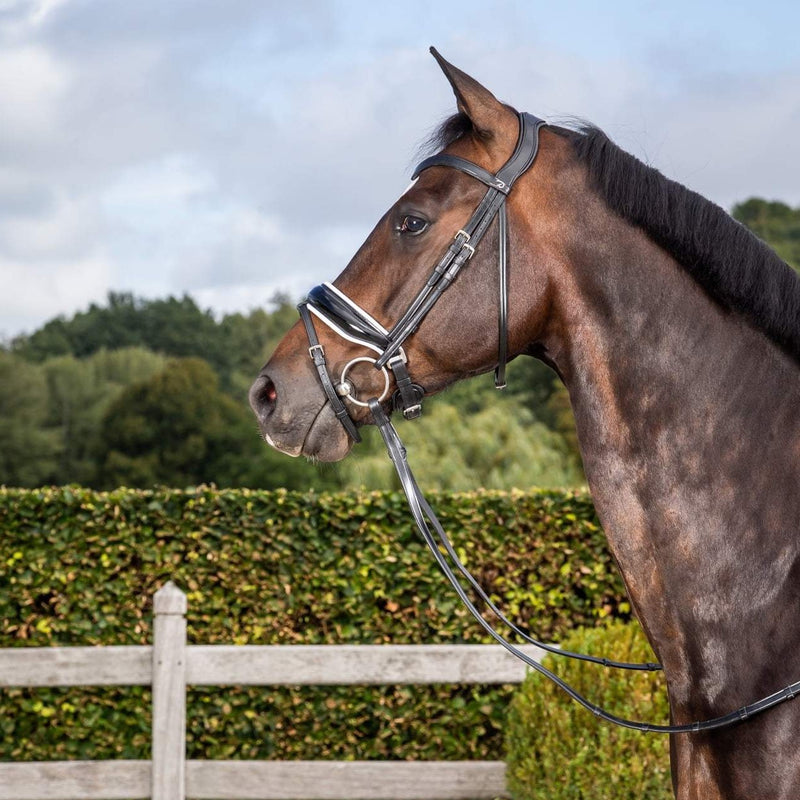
[413,154,510,192]
[497,113,545,187]
[495,202,509,388]
[378,112,545,376]
[299,303,362,443]
[387,356,424,420]
[308,284,390,351]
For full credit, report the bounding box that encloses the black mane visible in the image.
[427,113,800,364]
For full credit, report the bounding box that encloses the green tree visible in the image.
[0,354,58,486]
[88,346,168,387]
[98,357,340,490]
[218,295,301,396]
[342,394,584,492]
[43,355,99,484]
[11,292,227,371]
[40,348,168,485]
[732,197,800,271]
[504,357,566,430]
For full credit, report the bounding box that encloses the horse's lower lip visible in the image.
[261,400,338,460]
[301,400,353,462]
[264,432,301,457]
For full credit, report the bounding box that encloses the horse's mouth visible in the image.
[302,400,354,461]
[262,398,353,463]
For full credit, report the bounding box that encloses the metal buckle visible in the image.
[402,404,422,420]
[308,344,325,359]
[454,229,475,258]
[386,351,407,368]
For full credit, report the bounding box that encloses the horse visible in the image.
[250,49,800,799]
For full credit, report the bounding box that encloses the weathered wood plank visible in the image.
[0,643,544,689]
[186,644,544,686]
[185,760,508,800]
[0,760,150,800]
[0,760,508,800]
[152,582,187,800]
[0,646,152,688]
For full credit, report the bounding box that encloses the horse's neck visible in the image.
[546,215,800,717]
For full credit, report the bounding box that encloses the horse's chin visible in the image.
[265,401,354,463]
[302,402,354,462]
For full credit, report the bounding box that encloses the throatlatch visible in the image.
[297,111,800,734]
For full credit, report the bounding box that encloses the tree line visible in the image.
[2,197,797,492]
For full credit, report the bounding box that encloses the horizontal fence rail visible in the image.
[0,761,509,800]
[0,643,542,688]
[0,582,546,800]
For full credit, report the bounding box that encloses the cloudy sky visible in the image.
[2,0,798,339]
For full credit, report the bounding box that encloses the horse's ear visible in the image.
[430,47,517,145]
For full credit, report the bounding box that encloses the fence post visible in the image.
[152,581,187,800]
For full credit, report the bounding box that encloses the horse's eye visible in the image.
[399,215,429,235]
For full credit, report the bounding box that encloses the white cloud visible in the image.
[0,252,112,339]
[0,0,70,39]
[661,71,800,208]
[0,190,98,260]
[0,2,797,341]
[0,45,69,143]
[101,154,217,232]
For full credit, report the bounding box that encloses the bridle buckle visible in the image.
[454,230,475,258]
[402,403,422,420]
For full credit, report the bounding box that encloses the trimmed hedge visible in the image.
[505,622,672,800]
[0,486,630,762]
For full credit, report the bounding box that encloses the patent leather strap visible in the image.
[306,283,390,354]
[298,302,362,443]
[300,282,424,422]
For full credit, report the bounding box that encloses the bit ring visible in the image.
[338,357,390,407]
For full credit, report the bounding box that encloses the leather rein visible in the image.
[297,112,800,734]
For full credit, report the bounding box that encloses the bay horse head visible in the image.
[250,49,559,461]
[252,49,800,799]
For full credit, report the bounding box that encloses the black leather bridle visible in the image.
[299,111,547,438]
[296,111,800,733]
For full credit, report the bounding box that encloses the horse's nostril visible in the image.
[250,375,278,419]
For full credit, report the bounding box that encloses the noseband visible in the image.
[298,111,546,440]
[294,112,800,734]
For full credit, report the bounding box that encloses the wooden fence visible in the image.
[0,582,545,800]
